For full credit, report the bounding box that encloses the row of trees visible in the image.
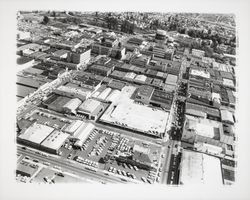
[105,15,135,34]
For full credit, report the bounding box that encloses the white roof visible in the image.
[195,142,223,154]
[125,72,136,79]
[186,118,222,138]
[41,131,69,150]
[101,100,169,135]
[97,87,112,100]
[63,98,82,111]
[179,150,222,185]
[223,78,234,87]
[105,90,121,103]
[74,123,95,147]
[221,110,234,123]
[134,74,147,82]
[212,92,221,100]
[64,120,84,134]
[19,123,54,144]
[78,99,101,113]
[133,144,150,154]
[91,91,100,98]
[165,74,178,84]
[190,69,210,79]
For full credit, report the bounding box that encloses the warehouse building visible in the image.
[77,99,104,120]
[17,122,55,149]
[73,123,95,148]
[179,150,223,185]
[97,87,112,101]
[54,85,92,101]
[63,120,85,135]
[46,95,72,113]
[165,74,178,85]
[41,130,69,154]
[100,100,169,138]
[105,89,121,103]
[62,98,82,114]
[191,49,205,58]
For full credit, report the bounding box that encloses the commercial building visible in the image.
[16,161,39,178]
[130,55,150,67]
[191,49,205,58]
[116,144,154,171]
[189,68,210,79]
[91,43,112,56]
[72,73,102,91]
[155,29,167,45]
[41,130,69,154]
[77,98,104,120]
[97,87,112,101]
[135,85,173,110]
[100,100,169,138]
[153,45,166,59]
[70,48,91,64]
[107,80,126,91]
[64,120,85,135]
[16,56,35,71]
[52,49,69,61]
[135,85,155,104]
[179,150,223,185]
[18,122,55,148]
[54,85,92,101]
[55,40,81,50]
[45,95,72,113]
[150,89,173,110]
[73,123,95,147]
[62,98,82,114]
[134,74,147,83]
[105,89,121,103]
[88,64,112,76]
[220,109,234,124]
[165,74,178,85]
[182,116,234,147]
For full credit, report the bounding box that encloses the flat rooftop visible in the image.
[19,123,54,144]
[179,150,223,185]
[101,100,169,135]
[185,116,222,139]
[41,130,69,150]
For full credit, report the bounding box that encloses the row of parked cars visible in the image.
[108,166,136,179]
[117,162,139,171]
[75,156,99,168]
[81,129,99,151]
[90,135,108,157]
[117,137,130,152]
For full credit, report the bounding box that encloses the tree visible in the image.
[121,20,135,34]
[106,17,118,30]
[42,16,50,24]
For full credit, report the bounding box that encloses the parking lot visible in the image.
[56,127,162,184]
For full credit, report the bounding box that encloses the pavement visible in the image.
[17,146,125,184]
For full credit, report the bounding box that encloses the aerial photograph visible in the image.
[16,10,236,185]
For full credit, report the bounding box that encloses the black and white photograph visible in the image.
[0,0,250,200]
